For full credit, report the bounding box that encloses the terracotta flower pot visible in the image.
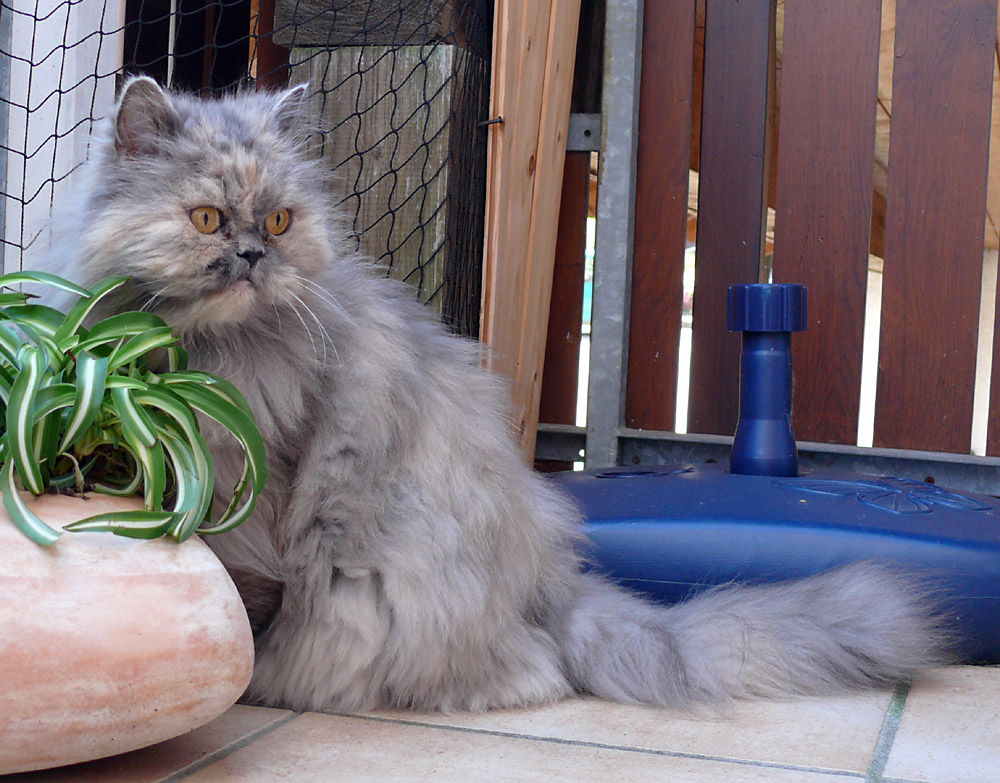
[0,492,254,774]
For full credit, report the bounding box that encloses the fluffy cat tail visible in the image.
[555,562,951,706]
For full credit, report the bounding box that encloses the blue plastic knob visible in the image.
[727,284,807,477]
[728,283,807,333]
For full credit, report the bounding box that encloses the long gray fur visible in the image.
[47,76,950,712]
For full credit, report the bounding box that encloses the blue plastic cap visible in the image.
[728,284,807,333]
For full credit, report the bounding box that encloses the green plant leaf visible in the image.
[183,374,254,418]
[169,427,214,542]
[108,326,178,372]
[48,453,98,492]
[170,382,267,493]
[92,456,145,497]
[158,371,217,386]
[142,440,167,511]
[0,324,23,365]
[32,384,63,485]
[111,386,158,448]
[0,365,13,406]
[0,271,91,298]
[0,292,30,307]
[165,345,189,372]
[64,509,179,538]
[59,351,109,453]
[149,413,201,520]
[32,384,76,419]
[52,275,128,344]
[105,376,149,391]
[76,311,170,353]
[1,460,60,545]
[11,321,55,372]
[7,304,66,338]
[128,384,215,541]
[5,346,45,494]
[1,274,267,546]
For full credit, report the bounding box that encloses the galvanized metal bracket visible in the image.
[567,113,601,152]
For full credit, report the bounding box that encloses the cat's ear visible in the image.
[271,84,311,136]
[114,76,180,157]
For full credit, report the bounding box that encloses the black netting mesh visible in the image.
[0,0,493,336]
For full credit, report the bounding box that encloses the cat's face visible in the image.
[80,77,333,334]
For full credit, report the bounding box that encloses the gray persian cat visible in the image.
[55,76,947,712]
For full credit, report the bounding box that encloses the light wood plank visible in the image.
[481,0,582,461]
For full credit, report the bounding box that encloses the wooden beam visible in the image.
[481,0,583,461]
[271,0,454,47]
[536,150,590,472]
[624,0,696,432]
[771,0,881,445]
[875,0,995,453]
[250,0,289,89]
[538,150,589,430]
[686,0,775,436]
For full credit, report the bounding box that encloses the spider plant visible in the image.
[0,271,267,545]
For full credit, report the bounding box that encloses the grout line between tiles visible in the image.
[156,711,303,783]
[865,685,909,783]
[333,711,867,779]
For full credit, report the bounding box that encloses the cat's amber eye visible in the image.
[190,206,222,234]
[264,209,291,236]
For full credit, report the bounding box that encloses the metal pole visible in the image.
[585,0,643,468]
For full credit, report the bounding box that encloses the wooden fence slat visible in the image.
[873,0,995,453]
[539,151,589,428]
[250,0,290,88]
[536,150,589,471]
[986,28,1000,455]
[481,0,582,462]
[624,0,696,432]
[771,0,881,445]
[686,0,773,436]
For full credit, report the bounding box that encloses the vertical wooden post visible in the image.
[536,149,590,472]
[874,0,995,453]
[771,0,882,445]
[481,0,583,461]
[624,0,697,432]
[686,0,775,436]
[250,0,289,89]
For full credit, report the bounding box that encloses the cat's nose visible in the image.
[237,247,264,268]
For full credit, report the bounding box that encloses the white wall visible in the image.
[3,0,123,272]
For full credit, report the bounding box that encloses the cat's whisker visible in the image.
[289,273,355,327]
[288,290,340,368]
[139,286,171,314]
[280,290,322,365]
[288,274,338,310]
[134,276,180,314]
[140,291,167,313]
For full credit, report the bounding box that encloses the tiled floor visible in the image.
[4,666,998,783]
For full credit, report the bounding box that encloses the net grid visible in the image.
[0,0,492,335]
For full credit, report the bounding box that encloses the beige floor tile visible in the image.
[884,666,1000,783]
[1,704,292,783]
[366,689,894,774]
[182,712,859,783]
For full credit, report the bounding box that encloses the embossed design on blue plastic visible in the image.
[595,467,694,479]
[778,477,992,515]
